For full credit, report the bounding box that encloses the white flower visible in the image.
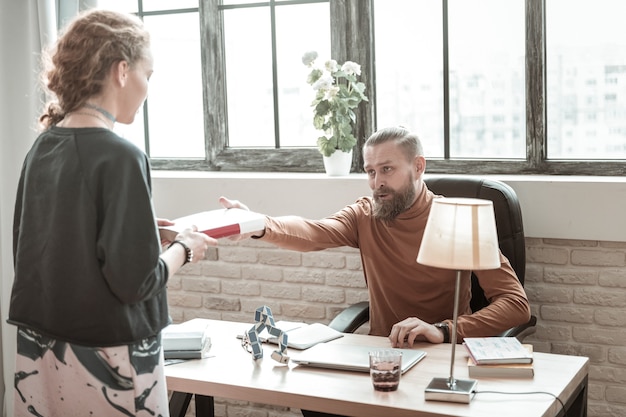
[302,51,318,66]
[324,86,340,101]
[325,59,339,73]
[312,74,334,92]
[341,61,361,76]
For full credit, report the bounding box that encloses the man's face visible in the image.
[372,171,416,221]
[363,141,422,221]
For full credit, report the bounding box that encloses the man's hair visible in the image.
[363,126,424,162]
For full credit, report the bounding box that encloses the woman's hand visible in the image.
[173,226,216,264]
[156,218,175,246]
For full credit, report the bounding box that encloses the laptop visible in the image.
[291,343,427,374]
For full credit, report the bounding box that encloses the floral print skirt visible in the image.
[13,327,169,417]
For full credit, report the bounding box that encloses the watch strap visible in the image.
[434,322,450,343]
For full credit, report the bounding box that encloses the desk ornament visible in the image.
[242,305,289,364]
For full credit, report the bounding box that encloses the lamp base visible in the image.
[424,377,478,403]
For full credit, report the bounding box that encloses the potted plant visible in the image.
[302,51,368,175]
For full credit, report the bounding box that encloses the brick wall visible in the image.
[524,238,626,417]
[167,237,626,417]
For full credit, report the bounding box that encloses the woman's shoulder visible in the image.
[59,127,146,162]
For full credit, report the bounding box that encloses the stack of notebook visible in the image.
[162,318,212,359]
[464,337,534,378]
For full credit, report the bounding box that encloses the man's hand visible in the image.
[219,196,250,211]
[218,196,266,240]
[389,317,445,347]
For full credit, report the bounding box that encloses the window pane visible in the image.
[143,13,204,158]
[374,0,444,157]
[276,3,330,148]
[113,104,146,152]
[448,0,525,158]
[97,0,138,13]
[546,0,626,159]
[224,8,275,148]
[141,0,198,11]
[222,0,264,5]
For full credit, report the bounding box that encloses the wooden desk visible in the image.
[166,319,588,417]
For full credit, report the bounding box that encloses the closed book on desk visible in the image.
[160,208,265,239]
[162,319,210,352]
[467,344,534,378]
[164,338,212,360]
[464,337,534,365]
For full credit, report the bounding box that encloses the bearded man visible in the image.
[221,126,530,346]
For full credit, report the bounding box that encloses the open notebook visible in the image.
[238,321,343,350]
[292,343,427,374]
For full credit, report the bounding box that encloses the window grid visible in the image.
[132,0,625,176]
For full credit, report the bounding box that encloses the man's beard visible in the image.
[372,175,416,221]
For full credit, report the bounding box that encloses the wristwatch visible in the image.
[434,322,450,343]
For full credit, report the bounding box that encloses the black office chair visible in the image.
[328,176,537,341]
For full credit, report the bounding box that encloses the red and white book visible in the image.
[161,208,266,239]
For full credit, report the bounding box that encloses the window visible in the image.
[100,0,625,175]
[546,0,626,161]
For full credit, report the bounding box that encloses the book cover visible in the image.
[467,344,534,378]
[162,318,210,352]
[160,208,265,239]
[463,337,534,365]
[164,337,212,360]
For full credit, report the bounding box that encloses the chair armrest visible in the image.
[328,301,370,333]
[498,315,537,342]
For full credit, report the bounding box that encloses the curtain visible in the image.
[0,1,96,414]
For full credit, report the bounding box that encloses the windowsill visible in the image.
[151,171,626,243]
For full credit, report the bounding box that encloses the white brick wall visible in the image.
[167,237,626,417]
[524,238,626,417]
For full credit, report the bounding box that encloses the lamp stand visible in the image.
[425,270,478,403]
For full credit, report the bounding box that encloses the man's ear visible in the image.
[415,155,426,174]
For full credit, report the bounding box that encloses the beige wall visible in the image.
[155,173,626,417]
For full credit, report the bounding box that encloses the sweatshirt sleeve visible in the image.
[93,140,168,304]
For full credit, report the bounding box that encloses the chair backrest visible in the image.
[424,176,526,313]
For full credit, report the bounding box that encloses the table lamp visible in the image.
[417,197,500,403]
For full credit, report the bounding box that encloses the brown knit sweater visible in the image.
[261,184,530,340]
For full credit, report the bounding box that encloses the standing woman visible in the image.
[9,9,214,416]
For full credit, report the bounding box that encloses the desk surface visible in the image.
[165,319,588,417]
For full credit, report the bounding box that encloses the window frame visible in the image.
[147,0,626,176]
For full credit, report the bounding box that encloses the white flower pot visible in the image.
[322,149,353,176]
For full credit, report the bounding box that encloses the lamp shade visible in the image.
[417,198,500,270]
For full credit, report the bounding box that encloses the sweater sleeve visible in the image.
[262,201,367,251]
[454,254,531,340]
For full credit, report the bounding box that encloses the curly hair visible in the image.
[39,9,150,129]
